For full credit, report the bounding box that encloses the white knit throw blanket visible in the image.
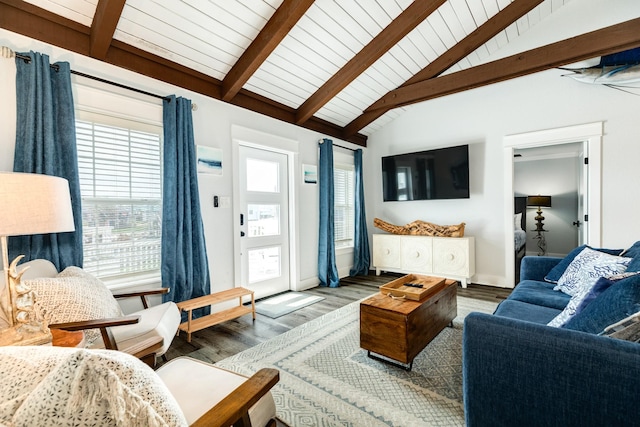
[0,347,187,427]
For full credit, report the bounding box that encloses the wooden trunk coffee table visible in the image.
[360,276,457,370]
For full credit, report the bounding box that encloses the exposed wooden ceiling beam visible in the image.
[295,0,446,125]
[366,17,640,112]
[344,0,544,136]
[0,0,89,51]
[221,0,315,102]
[0,0,367,146]
[90,0,126,60]
[406,0,546,87]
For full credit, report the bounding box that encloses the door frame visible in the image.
[231,125,298,292]
[503,122,603,287]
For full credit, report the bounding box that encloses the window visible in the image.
[75,112,163,281]
[334,163,355,248]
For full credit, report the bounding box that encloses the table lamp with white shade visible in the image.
[0,172,75,346]
[527,195,552,256]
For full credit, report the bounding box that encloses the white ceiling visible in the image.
[20,0,572,137]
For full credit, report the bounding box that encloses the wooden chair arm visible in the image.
[191,368,280,427]
[112,288,170,309]
[112,288,170,298]
[49,315,141,350]
[49,315,140,331]
[49,316,162,369]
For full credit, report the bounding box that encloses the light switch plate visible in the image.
[219,196,231,208]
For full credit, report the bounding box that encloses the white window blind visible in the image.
[334,163,355,248]
[76,116,162,280]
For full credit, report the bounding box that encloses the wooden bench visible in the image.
[176,287,255,342]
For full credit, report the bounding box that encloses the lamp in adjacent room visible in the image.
[0,172,75,346]
[527,195,552,256]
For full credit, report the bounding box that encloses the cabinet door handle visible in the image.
[448,254,455,260]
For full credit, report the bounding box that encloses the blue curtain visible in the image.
[161,95,211,319]
[350,149,370,276]
[10,51,83,271]
[318,138,340,287]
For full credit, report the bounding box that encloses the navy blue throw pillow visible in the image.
[572,275,632,317]
[627,257,640,273]
[621,241,640,258]
[621,241,640,272]
[544,245,624,284]
[563,273,640,334]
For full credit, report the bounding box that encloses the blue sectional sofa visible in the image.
[463,248,640,427]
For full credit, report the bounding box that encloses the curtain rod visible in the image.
[318,138,358,152]
[75,69,168,101]
[2,46,197,109]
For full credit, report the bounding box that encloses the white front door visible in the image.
[238,145,290,299]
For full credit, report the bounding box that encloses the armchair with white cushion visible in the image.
[0,346,280,427]
[19,258,181,366]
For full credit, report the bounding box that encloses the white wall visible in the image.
[0,28,362,293]
[368,71,640,286]
[366,0,640,287]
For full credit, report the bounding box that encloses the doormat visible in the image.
[255,292,325,319]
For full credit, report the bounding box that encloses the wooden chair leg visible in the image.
[140,353,157,368]
[235,413,251,427]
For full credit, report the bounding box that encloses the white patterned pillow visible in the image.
[548,272,638,327]
[26,267,123,345]
[554,247,631,297]
[0,346,187,427]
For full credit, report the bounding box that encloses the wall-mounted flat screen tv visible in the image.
[382,144,469,201]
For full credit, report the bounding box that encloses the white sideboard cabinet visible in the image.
[372,234,475,287]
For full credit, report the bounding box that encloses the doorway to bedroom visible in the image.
[512,144,583,282]
[514,143,583,256]
[503,122,603,287]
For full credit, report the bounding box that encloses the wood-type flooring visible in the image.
[164,272,512,364]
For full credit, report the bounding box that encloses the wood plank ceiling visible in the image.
[2,0,640,146]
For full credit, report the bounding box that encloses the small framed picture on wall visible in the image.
[197,145,223,175]
[303,164,317,184]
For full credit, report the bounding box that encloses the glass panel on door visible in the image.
[246,158,279,193]
[248,246,281,283]
[248,204,280,237]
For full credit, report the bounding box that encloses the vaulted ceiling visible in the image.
[1,0,640,146]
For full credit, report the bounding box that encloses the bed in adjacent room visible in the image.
[514,196,527,283]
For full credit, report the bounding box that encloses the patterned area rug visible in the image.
[217,295,499,427]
